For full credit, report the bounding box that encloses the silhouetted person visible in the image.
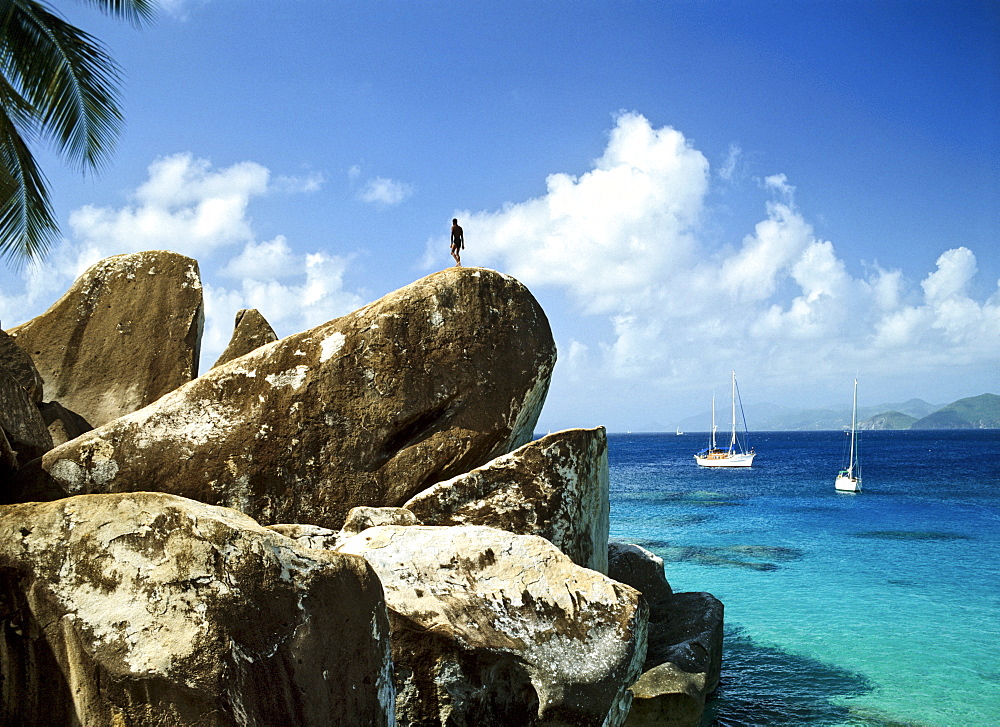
[450,218,464,266]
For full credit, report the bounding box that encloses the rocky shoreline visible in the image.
[1,250,723,725]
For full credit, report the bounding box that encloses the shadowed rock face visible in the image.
[41,267,556,530]
[0,492,394,726]
[336,525,648,727]
[0,367,52,470]
[211,308,278,369]
[8,251,204,428]
[0,328,43,404]
[405,427,610,573]
[37,400,93,447]
[610,542,723,727]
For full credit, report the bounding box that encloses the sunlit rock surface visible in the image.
[337,524,647,726]
[405,427,610,572]
[7,251,204,428]
[40,267,555,530]
[211,308,278,369]
[0,492,394,725]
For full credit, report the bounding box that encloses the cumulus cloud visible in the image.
[69,153,267,259]
[445,111,999,405]
[1,153,364,368]
[453,111,709,316]
[359,176,414,206]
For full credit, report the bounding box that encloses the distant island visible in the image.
[674,393,1000,432]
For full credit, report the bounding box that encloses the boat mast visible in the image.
[848,377,857,477]
[710,394,717,450]
[729,370,738,453]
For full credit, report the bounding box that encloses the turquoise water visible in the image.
[608,430,1000,726]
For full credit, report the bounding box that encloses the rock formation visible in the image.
[0,252,723,725]
[404,427,610,573]
[609,542,723,727]
[0,367,52,470]
[608,542,673,613]
[0,327,43,403]
[7,251,204,428]
[0,492,394,726]
[337,525,648,726]
[41,267,557,530]
[211,308,278,369]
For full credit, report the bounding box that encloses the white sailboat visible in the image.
[835,378,862,492]
[694,371,755,467]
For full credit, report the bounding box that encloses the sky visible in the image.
[1,0,997,432]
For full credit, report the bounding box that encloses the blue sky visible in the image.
[1,0,997,432]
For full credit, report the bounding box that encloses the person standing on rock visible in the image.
[450,218,464,266]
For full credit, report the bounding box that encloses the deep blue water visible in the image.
[608,430,1000,727]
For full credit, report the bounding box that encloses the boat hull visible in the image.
[835,474,861,492]
[695,452,755,468]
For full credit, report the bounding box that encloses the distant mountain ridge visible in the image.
[907,393,1000,430]
[675,393,999,431]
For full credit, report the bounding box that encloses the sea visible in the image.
[607,430,1000,727]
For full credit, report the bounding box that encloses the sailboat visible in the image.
[694,371,755,467]
[835,378,862,492]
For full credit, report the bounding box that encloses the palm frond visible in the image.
[2,0,127,172]
[0,0,155,265]
[0,101,57,266]
[74,0,156,27]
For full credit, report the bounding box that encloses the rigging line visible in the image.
[735,376,751,448]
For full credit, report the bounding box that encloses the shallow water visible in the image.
[608,430,1000,726]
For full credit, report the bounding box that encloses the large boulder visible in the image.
[0,492,394,726]
[0,328,44,403]
[0,367,52,469]
[608,542,673,615]
[41,267,556,530]
[337,525,647,726]
[211,308,278,369]
[609,543,723,727]
[404,427,610,573]
[7,251,204,428]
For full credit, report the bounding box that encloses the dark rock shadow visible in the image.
[700,626,921,726]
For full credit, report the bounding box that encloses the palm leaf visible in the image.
[75,0,156,26]
[0,0,154,264]
[0,99,56,265]
[2,0,125,170]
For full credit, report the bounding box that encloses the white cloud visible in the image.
[157,0,207,21]
[921,247,977,303]
[445,111,999,409]
[273,172,325,194]
[359,176,414,206]
[763,172,795,203]
[69,153,268,259]
[456,111,709,316]
[220,236,298,280]
[718,143,742,182]
[3,152,365,370]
